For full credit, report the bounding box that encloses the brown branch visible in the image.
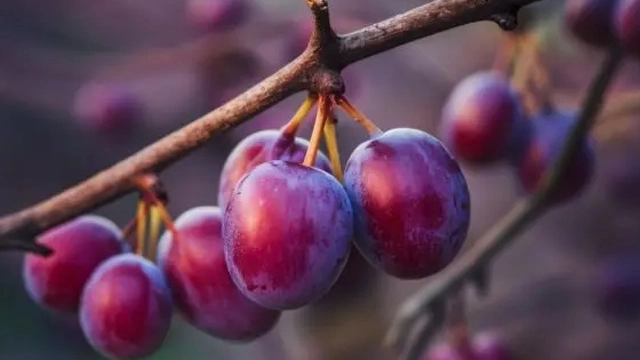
[0,0,542,250]
[337,0,538,66]
[386,45,624,360]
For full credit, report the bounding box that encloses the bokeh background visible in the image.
[2,0,640,359]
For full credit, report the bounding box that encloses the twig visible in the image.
[0,0,542,251]
[400,301,446,360]
[385,46,624,359]
[0,239,53,255]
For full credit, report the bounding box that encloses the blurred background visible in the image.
[2,0,640,359]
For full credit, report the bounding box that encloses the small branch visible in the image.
[543,47,624,197]
[385,46,624,356]
[308,0,337,49]
[0,239,53,255]
[337,0,539,67]
[0,60,306,243]
[400,301,446,360]
[469,266,490,296]
[0,0,543,251]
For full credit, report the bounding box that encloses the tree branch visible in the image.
[0,0,542,250]
[337,0,538,66]
[385,45,624,359]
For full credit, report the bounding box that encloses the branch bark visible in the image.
[0,0,542,250]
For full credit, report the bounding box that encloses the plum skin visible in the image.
[425,332,513,360]
[440,71,527,164]
[23,215,127,313]
[73,83,140,136]
[564,0,617,48]
[218,129,333,209]
[223,160,353,310]
[157,206,280,341]
[473,332,514,360]
[616,0,640,56]
[344,128,471,280]
[516,110,595,203]
[80,253,173,360]
[603,156,640,206]
[592,257,640,321]
[187,0,249,32]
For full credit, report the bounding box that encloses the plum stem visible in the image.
[142,193,179,243]
[147,206,162,262]
[510,32,555,115]
[132,174,178,253]
[122,217,139,249]
[281,94,318,137]
[335,95,383,136]
[510,33,539,115]
[303,95,330,166]
[387,45,624,360]
[530,45,554,112]
[445,291,469,347]
[322,110,344,182]
[136,200,148,256]
[491,33,517,75]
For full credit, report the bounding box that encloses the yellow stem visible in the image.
[323,113,344,182]
[510,33,535,90]
[509,32,554,115]
[336,95,383,136]
[492,33,516,74]
[147,206,162,261]
[303,95,329,167]
[281,95,318,137]
[135,200,148,256]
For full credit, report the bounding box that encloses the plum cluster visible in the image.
[439,0,640,206]
[565,0,640,322]
[564,0,640,73]
[220,123,472,306]
[23,96,473,358]
[439,67,596,205]
[23,216,174,359]
[564,0,640,56]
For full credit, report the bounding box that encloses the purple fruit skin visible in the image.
[80,253,173,360]
[218,129,333,209]
[604,157,640,206]
[425,344,476,360]
[593,257,640,320]
[472,332,514,360]
[223,160,353,310]
[156,206,280,341]
[73,84,140,136]
[23,215,127,313]
[187,0,249,32]
[424,333,513,360]
[616,0,640,55]
[565,0,617,48]
[440,71,528,164]
[344,128,471,280]
[516,110,595,203]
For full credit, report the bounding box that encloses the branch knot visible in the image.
[311,68,345,96]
